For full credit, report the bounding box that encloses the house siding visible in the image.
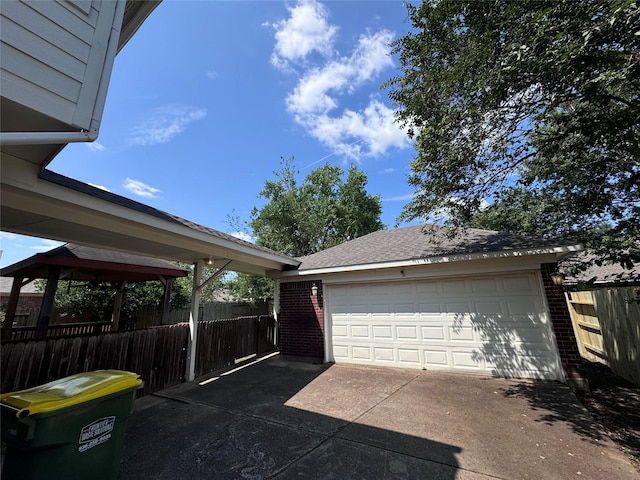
[541,263,584,382]
[279,280,324,362]
[0,0,123,129]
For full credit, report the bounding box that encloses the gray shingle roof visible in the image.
[296,225,571,271]
[562,254,639,285]
[0,243,189,281]
[39,170,295,264]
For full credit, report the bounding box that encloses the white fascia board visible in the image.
[283,257,552,286]
[281,245,583,279]
[2,158,299,269]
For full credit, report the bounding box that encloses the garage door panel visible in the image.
[473,301,504,314]
[394,306,417,317]
[328,273,562,380]
[470,278,499,293]
[333,324,348,338]
[418,303,443,315]
[445,302,470,314]
[352,346,372,360]
[505,296,541,313]
[398,349,420,364]
[421,326,446,340]
[396,326,419,340]
[374,347,395,362]
[448,326,476,342]
[442,280,468,294]
[416,282,440,295]
[351,325,370,338]
[370,303,391,315]
[499,314,543,326]
[372,325,393,339]
[349,304,372,315]
[501,276,534,292]
[424,349,448,367]
[480,327,549,344]
[333,344,349,359]
[452,351,484,369]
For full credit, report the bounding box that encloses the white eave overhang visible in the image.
[279,244,584,278]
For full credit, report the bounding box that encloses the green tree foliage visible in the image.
[46,277,191,324]
[227,157,385,302]
[251,157,384,257]
[36,262,234,324]
[224,274,273,304]
[385,0,639,269]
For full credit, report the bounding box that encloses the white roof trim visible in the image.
[281,244,583,277]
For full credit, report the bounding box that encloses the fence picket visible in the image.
[2,316,276,395]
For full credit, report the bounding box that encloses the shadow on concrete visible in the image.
[118,357,462,480]
[500,380,606,444]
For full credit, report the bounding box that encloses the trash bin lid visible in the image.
[0,370,142,418]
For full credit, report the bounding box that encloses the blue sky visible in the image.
[1,0,419,268]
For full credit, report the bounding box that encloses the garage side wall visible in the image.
[541,263,584,382]
[279,280,324,362]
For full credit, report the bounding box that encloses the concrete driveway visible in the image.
[118,355,638,480]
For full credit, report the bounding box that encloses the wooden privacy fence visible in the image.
[195,315,277,377]
[2,315,278,396]
[136,301,270,327]
[1,324,189,396]
[566,287,640,386]
[8,322,113,341]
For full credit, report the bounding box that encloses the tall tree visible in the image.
[228,157,384,302]
[385,0,639,269]
[250,157,384,257]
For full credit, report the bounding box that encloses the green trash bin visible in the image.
[1,370,143,480]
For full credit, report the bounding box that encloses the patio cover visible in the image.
[0,243,189,340]
[1,165,300,380]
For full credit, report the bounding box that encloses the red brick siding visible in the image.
[541,263,583,379]
[279,280,324,361]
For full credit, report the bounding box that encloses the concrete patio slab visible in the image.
[118,356,638,480]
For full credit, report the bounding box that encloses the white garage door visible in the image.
[328,272,563,380]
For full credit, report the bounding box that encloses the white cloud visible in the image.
[123,178,161,198]
[383,193,414,202]
[206,70,218,80]
[230,231,253,243]
[130,104,207,146]
[86,142,105,152]
[286,31,394,116]
[30,239,63,252]
[269,0,337,70]
[302,99,410,160]
[88,183,110,192]
[0,232,17,240]
[271,3,410,160]
[381,168,394,174]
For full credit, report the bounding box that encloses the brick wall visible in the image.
[541,263,584,381]
[279,280,324,361]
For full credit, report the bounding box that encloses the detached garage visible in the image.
[277,225,584,385]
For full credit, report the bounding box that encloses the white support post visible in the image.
[186,260,203,381]
[273,279,280,320]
